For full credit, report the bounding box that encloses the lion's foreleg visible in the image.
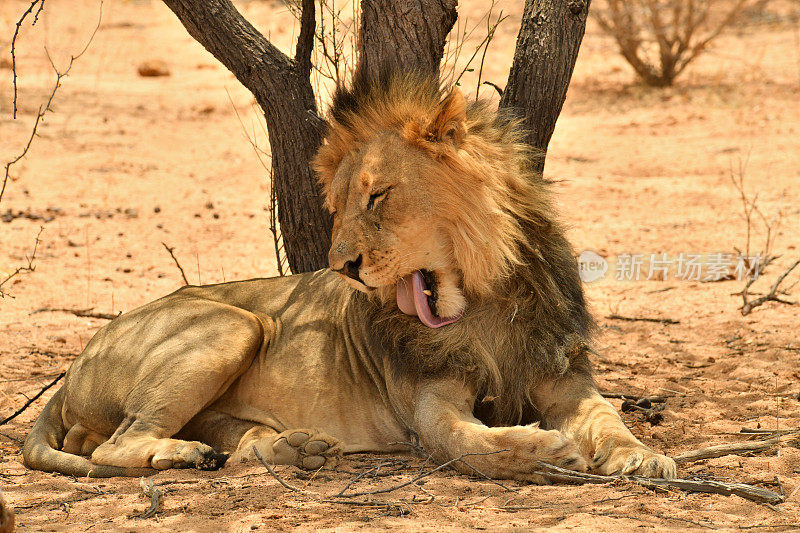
[410,378,587,482]
[534,366,677,478]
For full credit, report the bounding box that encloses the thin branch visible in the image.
[252,446,306,492]
[161,243,190,286]
[0,372,65,425]
[10,0,47,119]
[136,479,163,520]
[331,449,508,498]
[3,1,102,205]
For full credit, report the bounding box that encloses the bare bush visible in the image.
[593,0,757,86]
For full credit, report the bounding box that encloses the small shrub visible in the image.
[592,0,759,86]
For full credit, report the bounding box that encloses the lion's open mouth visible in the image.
[396,270,462,328]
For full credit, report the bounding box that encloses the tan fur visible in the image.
[23,72,676,481]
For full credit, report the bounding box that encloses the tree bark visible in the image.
[359,0,458,80]
[500,0,591,174]
[161,0,332,273]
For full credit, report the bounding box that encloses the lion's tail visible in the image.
[22,388,151,478]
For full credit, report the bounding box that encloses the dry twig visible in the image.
[161,243,190,286]
[253,447,307,493]
[0,226,43,298]
[10,0,47,119]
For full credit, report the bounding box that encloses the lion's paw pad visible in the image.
[268,430,341,469]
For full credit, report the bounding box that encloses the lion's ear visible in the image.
[426,87,467,146]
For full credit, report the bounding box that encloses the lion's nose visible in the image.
[336,254,363,282]
[329,240,364,282]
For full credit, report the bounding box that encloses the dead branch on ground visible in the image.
[606,314,680,325]
[674,438,779,463]
[253,447,307,493]
[161,242,190,285]
[601,392,669,403]
[32,306,118,320]
[0,372,65,425]
[740,257,800,315]
[532,461,784,505]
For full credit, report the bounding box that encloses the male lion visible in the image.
[23,71,677,481]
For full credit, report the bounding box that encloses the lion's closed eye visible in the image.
[366,187,391,210]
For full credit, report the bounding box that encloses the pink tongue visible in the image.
[396,271,462,328]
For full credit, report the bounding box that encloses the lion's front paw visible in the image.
[534,429,589,473]
[256,429,342,470]
[592,439,676,478]
[481,426,588,483]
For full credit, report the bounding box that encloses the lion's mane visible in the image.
[316,69,596,426]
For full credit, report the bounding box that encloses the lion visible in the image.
[23,70,677,481]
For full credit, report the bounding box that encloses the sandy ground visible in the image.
[2,0,800,530]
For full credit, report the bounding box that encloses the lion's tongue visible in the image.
[396,271,461,328]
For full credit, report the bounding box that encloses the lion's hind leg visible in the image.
[82,302,273,472]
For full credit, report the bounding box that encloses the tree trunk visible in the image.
[500,0,591,174]
[359,0,458,80]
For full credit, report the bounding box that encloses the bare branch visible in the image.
[31,307,118,320]
[10,0,47,119]
[3,1,102,205]
[740,257,800,315]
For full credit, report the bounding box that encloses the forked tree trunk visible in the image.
[161,0,590,273]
